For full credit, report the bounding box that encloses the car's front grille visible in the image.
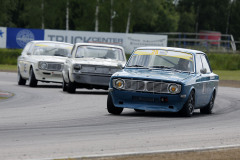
[81,65,120,74]
[113,79,181,94]
[47,63,63,71]
[124,79,145,91]
[146,82,169,93]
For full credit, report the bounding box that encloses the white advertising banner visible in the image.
[44,29,167,53]
[0,27,7,48]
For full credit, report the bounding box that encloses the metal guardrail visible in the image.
[141,32,237,53]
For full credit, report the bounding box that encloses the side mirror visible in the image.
[117,63,123,69]
[200,68,207,74]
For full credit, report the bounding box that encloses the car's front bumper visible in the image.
[110,88,188,112]
[72,73,111,86]
[35,69,63,83]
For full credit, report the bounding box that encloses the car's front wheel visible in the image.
[62,77,68,92]
[107,93,123,115]
[18,68,26,85]
[180,90,195,117]
[67,80,76,93]
[29,67,38,87]
[200,92,215,114]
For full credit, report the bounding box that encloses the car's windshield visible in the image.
[32,43,73,57]
[127,49,194,72]
[75,46,125,61]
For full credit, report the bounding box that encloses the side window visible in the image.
[201,55,211,73]
[195,54,203,73]
[69,45,75,58]
[21,43,32,55]
[28,43,34,53]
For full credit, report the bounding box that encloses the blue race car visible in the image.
[107,47,219,117]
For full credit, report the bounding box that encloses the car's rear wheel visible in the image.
[200,92,215,114]
[180,90,195,117]
[29,67,38,87]
[62,77,68,92]
[18,68,26,85]
[134,109,145,113]
[107,93,123,115]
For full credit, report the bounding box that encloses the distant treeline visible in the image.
[1,0,240,41]
[0,48,240,70]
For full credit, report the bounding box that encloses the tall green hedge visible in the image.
[0,48,240,70]
[207,53,240,70]
[0,49,22,65]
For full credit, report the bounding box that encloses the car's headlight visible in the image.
[113,79,124,89]
[73,64,81,72]
[39,62,48,70]
[168,84,181,94]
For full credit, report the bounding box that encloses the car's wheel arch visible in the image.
[68,68,75,83]
[29,65,35,76]
[209,88,216,103]
[63,70,69,83]
[185,86,195,100]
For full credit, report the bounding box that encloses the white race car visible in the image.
[17,41,73,87]
[62,43,126,93]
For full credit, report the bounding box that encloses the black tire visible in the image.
[180,90,195,117]
[18,68,26,85]
[62,77,68,92]
[67,80,76,93]
[107,93,123,115]
[200,92,215,114]
[29,67,38,87]
[134,109,145,113]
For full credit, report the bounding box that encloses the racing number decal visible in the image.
[24,64,27,73]
[151,50,158,55]
[202,83,206,94]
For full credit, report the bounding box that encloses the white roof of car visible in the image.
[75,43,124,50]
[30,40,73,46]
[135,46,204,55]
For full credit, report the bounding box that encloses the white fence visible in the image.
[44,29,168,53]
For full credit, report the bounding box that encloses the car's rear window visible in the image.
[75,46,124,61]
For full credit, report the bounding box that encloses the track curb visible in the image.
[0,90,14,99]
[45,144,240,160]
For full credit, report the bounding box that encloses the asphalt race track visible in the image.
[0,72,240,160]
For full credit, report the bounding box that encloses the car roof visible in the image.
[75,43,124,50]
[30,40,73,46]
[135,46,205,55]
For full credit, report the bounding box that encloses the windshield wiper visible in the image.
[150,66,172,69]
[128,65,143,67]
[150,66,183,73]
[127,65,148,68]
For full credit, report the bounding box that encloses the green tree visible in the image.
[177,0,231,33]
[229,0,240,41]
[177,0,196,32]
[19,0,42,29]
[0,0,17,27]
[69,0,96,31]
[131,0,179,33]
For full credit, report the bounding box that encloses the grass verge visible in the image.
[213,70,240,81]
[55,147,240,160]
[0,64,17,72]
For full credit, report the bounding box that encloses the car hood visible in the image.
[73,58,126,67]
[112,68,194,83]
[31,56,67,63]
